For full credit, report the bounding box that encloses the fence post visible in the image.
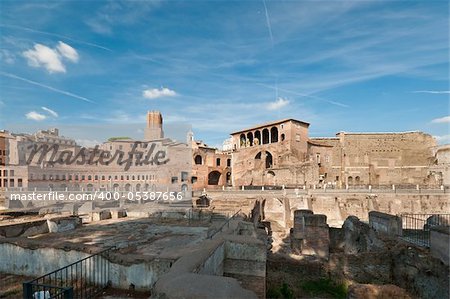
[23,282,32,299]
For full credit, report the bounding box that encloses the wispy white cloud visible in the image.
[0,72,94,103]
[41,106,58,117]
[431,116,450,124]
[56,41,79,63]
[0,49,15,64]
[262,0,274,46]
[434,135,450,144]
[25,111,46,121]
[414,90,450,94]
[22,41,79,73]
[267,97,289,110]
[0,24,112,51]
[23,43,66,73]
[143,87,177,99]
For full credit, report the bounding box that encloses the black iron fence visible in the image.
[401,214,450,247]
[23,247,115,299]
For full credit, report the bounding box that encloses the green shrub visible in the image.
[301,278,347,299]
[267,282,294,299]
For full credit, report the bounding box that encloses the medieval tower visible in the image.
[144,110,164,141]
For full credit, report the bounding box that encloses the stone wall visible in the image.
[430,225,450,265]
[290,210,330,259]
[368,211,402,236]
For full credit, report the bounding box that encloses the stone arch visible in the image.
[113,183,120,191]
[194,155,203,165]
[208,171,221,185]
[270,127,278,143]
[144,183,149,191]
[136,183,141,191]
[247,132,254,146]
[355,176,361,184]
[125,183,131,191]
[240,134,246,147]
[265,152,273,169]
[87,184,94,191]
[262,129,269,144]
[348,176,353,185]
[255,152,262,160]
[254,130,261,145]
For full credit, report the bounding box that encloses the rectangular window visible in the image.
[181,172,188,182]
[3,169,7,176]
[9,179,14,187]
[295,134,300,142]
[18,179,22,187]
[10,170,14,177]
[171,176,178,183]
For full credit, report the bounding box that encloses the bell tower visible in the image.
[144,111,164,141]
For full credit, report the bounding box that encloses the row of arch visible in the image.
[348,176,361,184]
[239,127,285,148]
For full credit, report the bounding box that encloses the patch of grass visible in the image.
[301,278,347,299]
[267,282,294,299]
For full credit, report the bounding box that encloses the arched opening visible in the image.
[265,152,273,169]
[60,184,67,191]
[113,183,119,191]
[270,127,278,143]
[262,129,269,144]
[194,155,202,165]
[254,130,261,146]
[267,170,275,177]
[355,176,361,184]
[348,176,353,185]
[125,183,131,191]
[281,133,285,141]
[87,184,94,191]
[208,171,221,185]
[240,134,246,147]
[255,152,262,159]
[246,132,253,146]
[144,183,149,191]
[136,183,141,191]
[226,172,231,185]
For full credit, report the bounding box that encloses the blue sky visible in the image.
[0,0,449,147]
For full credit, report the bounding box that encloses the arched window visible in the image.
[271,127,278,143]
[227,158,231,167]
[265,152,273,169]
[355,176,361,184]
[348,176,353,185]
[226,172,231,185]
[255,152,262,159]
[246,132,253,146]
[262,129,269,144]
[208,171,221,185]
[254,130,261,146]
[240,134,246,147]
[194,155,202,165]
[281,133,285,141]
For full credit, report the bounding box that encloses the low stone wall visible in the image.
[368,211,402,236]
[0,242,173,289]
[0,216,81,237]
[430,225,450,265]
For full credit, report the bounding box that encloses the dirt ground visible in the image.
[0,273,34,299]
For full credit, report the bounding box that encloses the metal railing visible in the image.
[401,214,450,247]
[23,247,115,299]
